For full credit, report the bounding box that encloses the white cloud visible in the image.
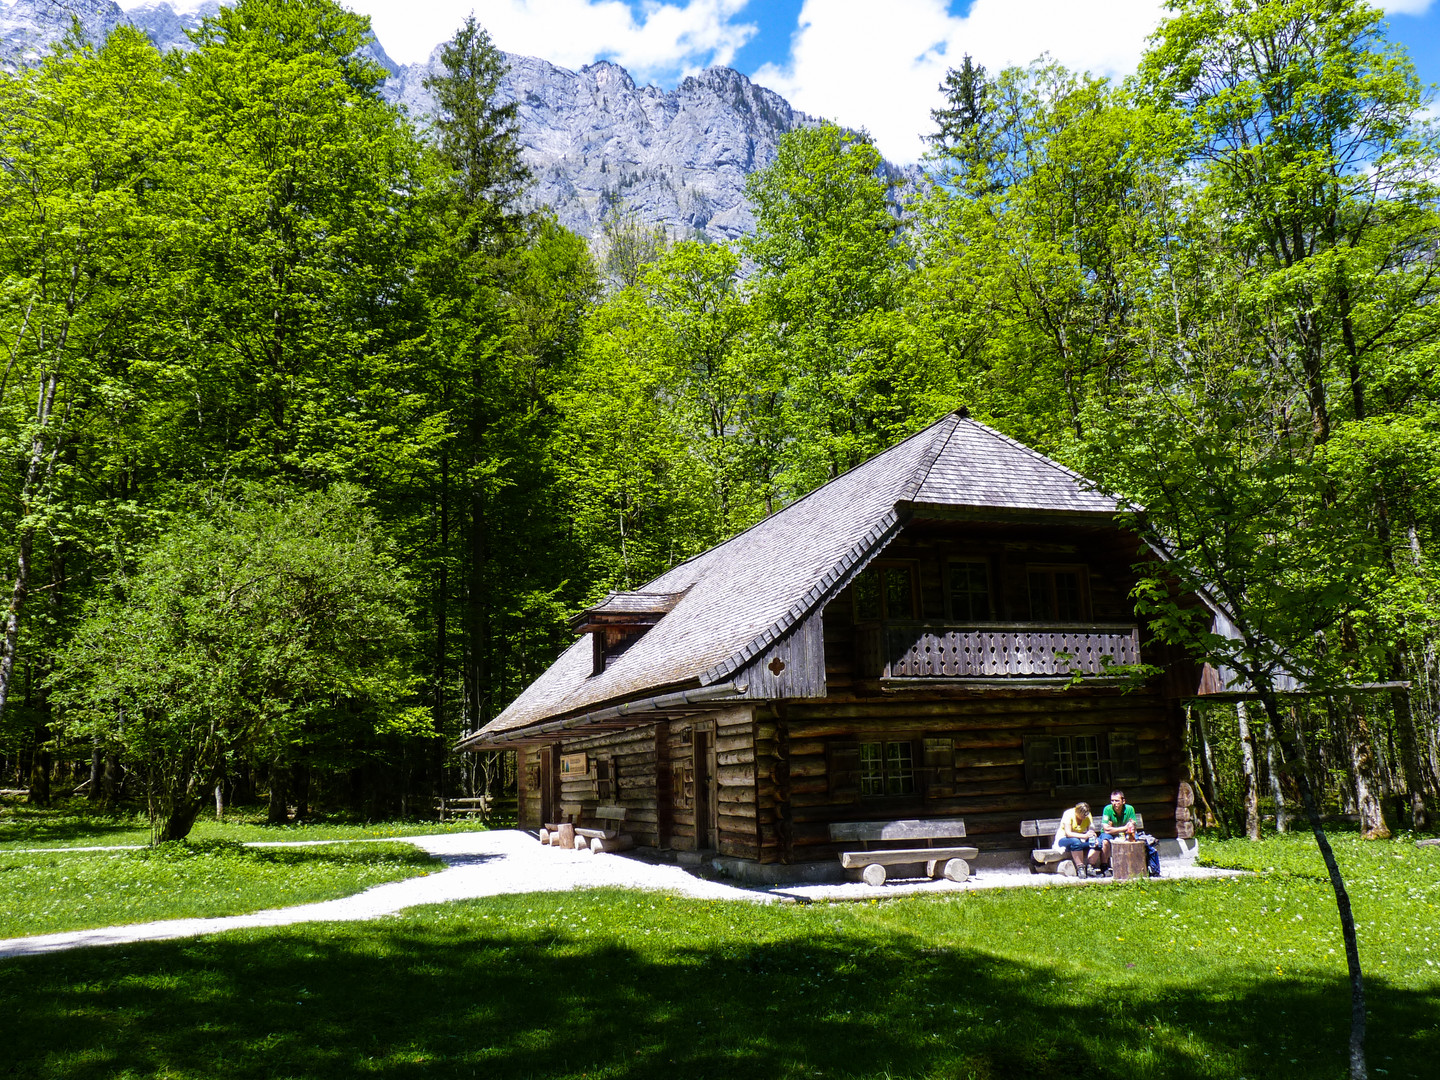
[343,0,755,77]
[1382,1,1435,15]
[754,0,1170,164]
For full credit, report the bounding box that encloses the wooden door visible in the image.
[694,727,718,850]
[539,745,559,825]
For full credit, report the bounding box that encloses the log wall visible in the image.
[517,746,540,830]
[753,692,1185,863]
[520,705,758,858]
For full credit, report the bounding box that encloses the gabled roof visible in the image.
[461,413,1120,746]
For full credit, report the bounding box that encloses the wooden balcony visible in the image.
[855,622,1141,680]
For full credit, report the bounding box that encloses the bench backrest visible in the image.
[595,805,627,822]
[1021,814,1145,844]
[829,818,966,843]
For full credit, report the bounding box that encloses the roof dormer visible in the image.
[572,590,686,676]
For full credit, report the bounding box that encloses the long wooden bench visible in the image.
[1021,814,1144,876]
[575,805,635,854]
[829,818,976,886]
[435,796,489,821]
[541,805,634,853]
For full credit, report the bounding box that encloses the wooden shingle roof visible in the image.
[462,413,1120,745]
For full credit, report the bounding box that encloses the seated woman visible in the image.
[1054,801,1102,878]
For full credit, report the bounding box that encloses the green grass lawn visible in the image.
[0,840,443,938]
[0,798,498,851]
[1,832,1435,1080]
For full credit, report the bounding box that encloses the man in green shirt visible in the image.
[1101,788,1160,876]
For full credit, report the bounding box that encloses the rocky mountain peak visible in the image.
[386,49,819,242]
[1,1,911,244]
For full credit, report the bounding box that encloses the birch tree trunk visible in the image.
[0,367,62,724]
[1264,714,1288,832]
[1237,700,1261,840]
[1261,693,1367,1080]
[1341,694,1391,840]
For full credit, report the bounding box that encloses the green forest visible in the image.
[0,0,1436,846]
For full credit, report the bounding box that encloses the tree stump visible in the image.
[1111,839,1146,881]
[539,828,551,845]
[556,823,575,850]
[941,858,969,882]
[862,863,887,886]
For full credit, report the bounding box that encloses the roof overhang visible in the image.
[900,501,1124,528]
[455,681,748,751]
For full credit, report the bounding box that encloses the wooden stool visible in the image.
[1110,839,1146,881]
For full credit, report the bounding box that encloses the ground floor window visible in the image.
[860,740,915,797]
[1052,734,1103,786]
[1024,729,1142,791]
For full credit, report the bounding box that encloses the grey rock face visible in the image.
[0,1,395,71]
[0,0,121,68]
[387,50,817,243]
[122,1,214,52]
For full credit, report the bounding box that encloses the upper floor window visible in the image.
[853,562,916,622]
[1027,565,1087,622]
[947,558,991,621]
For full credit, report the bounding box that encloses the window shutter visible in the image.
[923,737,954,799]
[828,740,861,803]
[596,759,614,802]
[1108,731,1141,784]
[1023,735,1055,791]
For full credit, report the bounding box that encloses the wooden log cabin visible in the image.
[457,412,1203,874]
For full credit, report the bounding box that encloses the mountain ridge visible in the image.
[0,0,913,242]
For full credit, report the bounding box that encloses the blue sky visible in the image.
[135,1,1440,163]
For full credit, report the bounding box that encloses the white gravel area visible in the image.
[0,830,1245,958]
[0,829,767,958]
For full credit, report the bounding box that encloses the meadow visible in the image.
[0,799,499,851]
[0,825,1435,1080]
[0,799,477,936]
[0,840,441,938]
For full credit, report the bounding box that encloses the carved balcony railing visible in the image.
[855,622,1141,680]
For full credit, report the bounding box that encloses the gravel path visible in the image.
[0,830,766,958]
[0,830,1243,958]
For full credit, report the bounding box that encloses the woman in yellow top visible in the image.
[1055,801,1102,877]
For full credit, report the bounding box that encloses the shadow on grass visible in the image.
[0,805,147,847]
[1,902,1435,1080]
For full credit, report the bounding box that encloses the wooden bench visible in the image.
[829,818,976,886]
[539,803,582,848]
[435,796,489,821]
[575,805,635,854]
[542,805,634,853]
[1021,814,1144,876]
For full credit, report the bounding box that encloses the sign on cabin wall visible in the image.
[561,752,589,776]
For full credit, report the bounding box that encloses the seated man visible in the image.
[1100,788,1160,876]
[1054,800,1102,877]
